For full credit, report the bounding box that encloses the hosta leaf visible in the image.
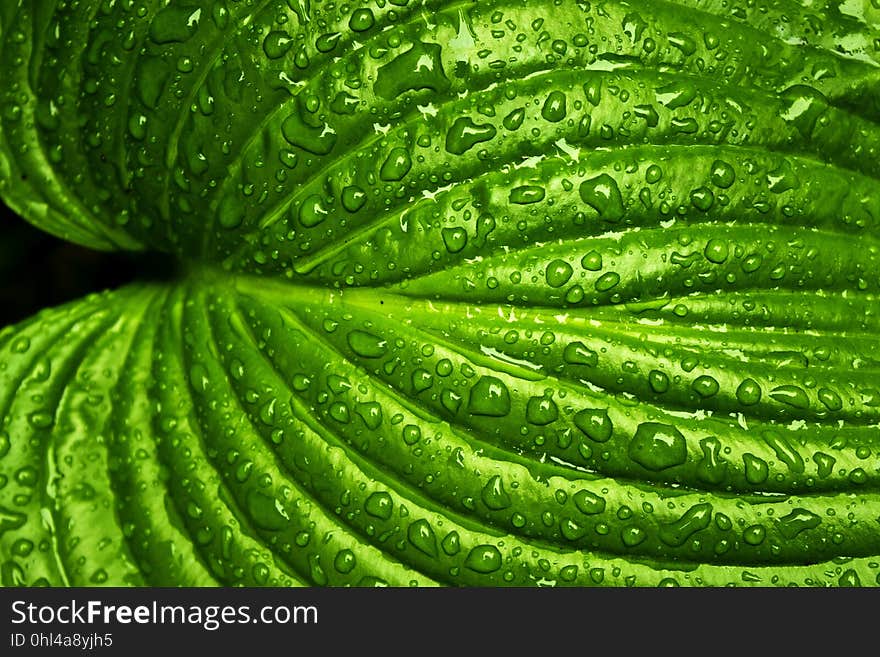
[1,0,879,586]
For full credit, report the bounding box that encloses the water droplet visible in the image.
[655,80,697,109]
[329,402,350,423]
[742,453,769,484]
[763,431,805,473]
[541,91,567,122]
[692,375,719,398]
[364,492,393,520]
[629,422,687,470]
[704,239,729,263]
[742,253,763,273]
[481,475,512,510]
[581,250,603,271]
[710,160,735,188]
[299,194,328,228]
[667,32,696,55]
[838,569,861,587]
[263,31,293,59]
[149,6,199,44]
[464,545,502,573]
[217,197,243,230]
[380,147,412,181]
[648,370,669,393]
[580,174,624,222]
[573,490,606,515]
[573,409,613,442]
[503,108,525,131]
[563,342,598,367]
[510,186,546,204]
[621,526,647,547]
[348,8,375,32]
[526,396,558,425]
[347,330,387,358]
[402,425,421,445]
[309,554,328,585]
[777,508,821,539]
[545,260,573,288]
[315,32,341,53]
[565,285,585,304]
[766,160,800,194]
[411,369,433,393]
[696,437,727,484]
[441,227,468,253]
[334,549,356,574]
[583,76,602,106]
[341,185,367,212]
[374,42,450,99]
[468,377,511,416]
[281,102,337,155]
[743,525,766,546]
[407,519,438,556]
[246,490,289,531]
[441,531,461,556]
[690,187,715,211]
[736,379,762,406]
[781,85,829,138]
[27,411,54,430]
[356,402,383,429]
[445,117,496,155]
[770,385,810,409]
[594,271,621,292]
[658,503,712,547]
[330,91,359,116]
[560,518,587,541]
[812,451,835,478]
[818,388,842,412]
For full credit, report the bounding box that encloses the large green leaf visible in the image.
[1,0,879,586]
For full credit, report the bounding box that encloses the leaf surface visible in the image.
[1,0,879,586]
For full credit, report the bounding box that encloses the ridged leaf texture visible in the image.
[1,0,879,587]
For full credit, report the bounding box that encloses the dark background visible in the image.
[0,202,150,328]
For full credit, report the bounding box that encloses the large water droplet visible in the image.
[628,422,687,470]
[464,545,502,573]
[407,519,438,556]
[445,117,497,155]
[573,409,613,442]
[364,492,393,520]
[468,376,511,417]
[777,508,821,539]
[380,147,412,181]
[658,503,712,547]
[347,330,387,358]
[526,396,558,425]
[441,227,468,253]
[481,475,512,510]
[579,174,624,222]
[510,186,546,204]
[541,91,567,123]
[573,489,606,515]
[246,490,289,531]
[545,260,573,288]
[563,342,598,367]
[374,42,450,99]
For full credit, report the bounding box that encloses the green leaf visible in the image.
[1,0,879,586]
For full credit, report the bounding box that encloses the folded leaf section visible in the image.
[1,278,878,586]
